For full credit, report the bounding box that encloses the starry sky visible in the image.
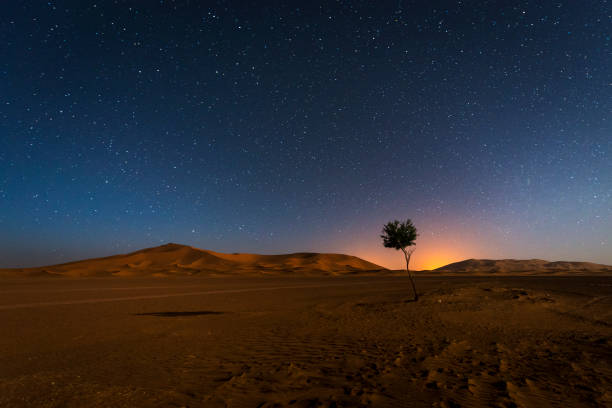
[1,1,610,270]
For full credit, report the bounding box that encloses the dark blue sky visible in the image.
[1,1,610,269]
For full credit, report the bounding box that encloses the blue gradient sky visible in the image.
[1,1,610,269]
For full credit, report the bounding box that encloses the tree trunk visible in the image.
[402,249,418,301]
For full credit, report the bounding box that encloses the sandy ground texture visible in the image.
[0,276,611,407]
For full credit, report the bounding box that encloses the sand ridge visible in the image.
[3,244,611,278]
[431,258,612,275]
[0,243,386,278]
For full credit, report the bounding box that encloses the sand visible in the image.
[0,244,386,278]
[0,275,610,407]
[4,245,610,279]
[432,259,612,276]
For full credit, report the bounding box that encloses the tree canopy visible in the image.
[381,219,418,251]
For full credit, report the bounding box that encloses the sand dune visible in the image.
[0,243,386,278]
[432,258,612,275]
[3,246,611,278]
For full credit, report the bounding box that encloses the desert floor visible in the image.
[0,276,610,407]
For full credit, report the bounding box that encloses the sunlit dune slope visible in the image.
[0,243,386,277]
[432,258,612,275]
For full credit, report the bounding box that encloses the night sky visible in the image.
[1,1,610,270]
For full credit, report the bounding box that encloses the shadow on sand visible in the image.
[355,298,417,308]
[134,311,225,317]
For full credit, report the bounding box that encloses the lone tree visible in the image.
[381,219,419,301]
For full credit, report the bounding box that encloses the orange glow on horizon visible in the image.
[348,249,464,271]
[347,244,472,271]
[418,259,448,271]
[415,255,465,270]
[334,227,481,271]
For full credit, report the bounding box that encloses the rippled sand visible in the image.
[1,276,610,407]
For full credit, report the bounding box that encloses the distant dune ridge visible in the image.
[1,245,611,277]
[0,243,386,278]
[432,258,612,275]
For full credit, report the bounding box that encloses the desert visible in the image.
[4,1,610,406]
[1,245,611,407]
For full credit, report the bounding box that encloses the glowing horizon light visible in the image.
[420,261,448,271]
